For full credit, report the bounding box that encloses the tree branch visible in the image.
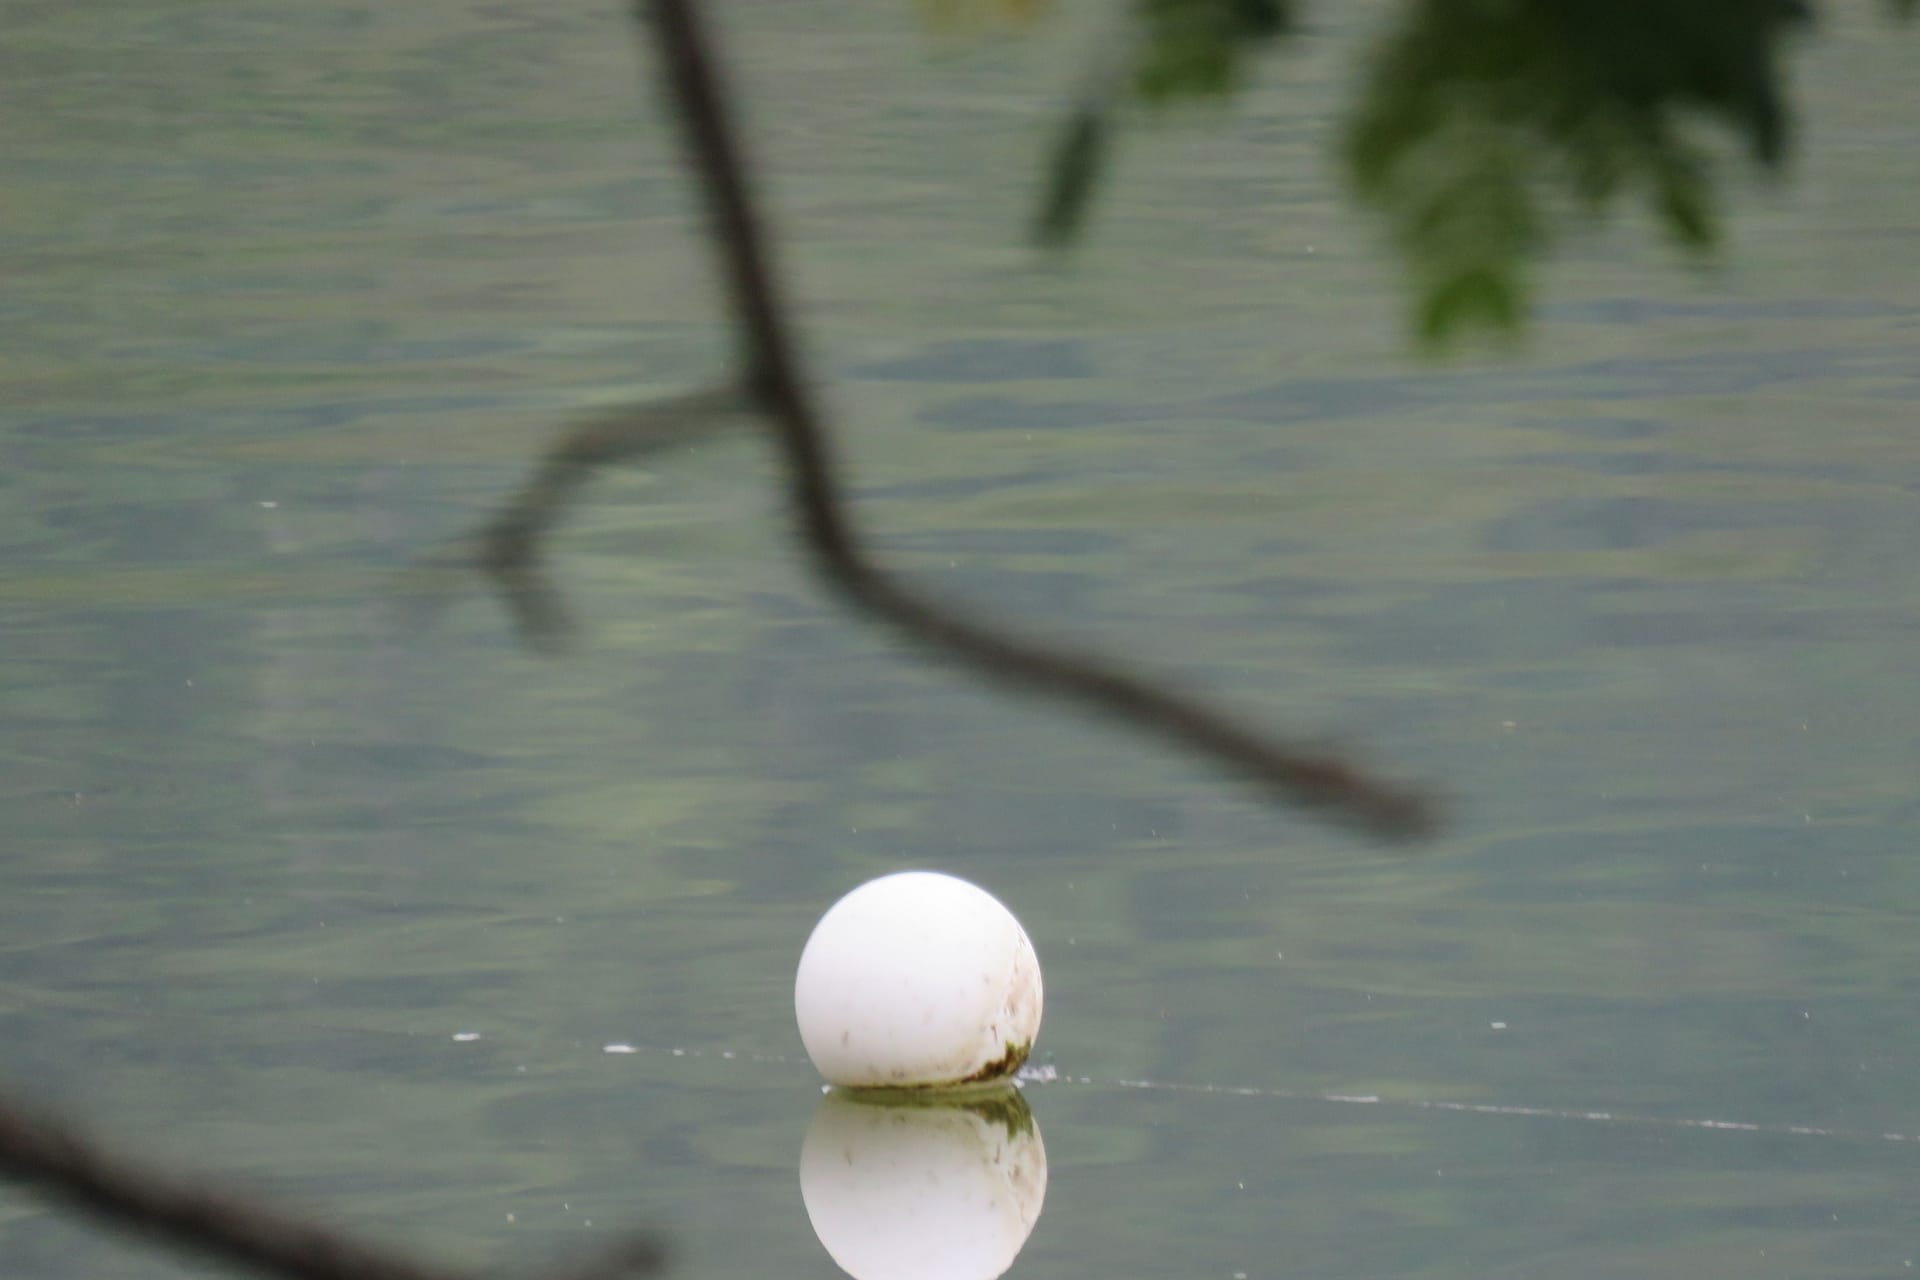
[399,383,751,649]
[0,1095,664,1280]
[634,0,1436,839]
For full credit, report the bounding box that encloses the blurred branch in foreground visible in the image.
[416,0,1437,842]
[399,381,754,650]
[0,1094,666,1280]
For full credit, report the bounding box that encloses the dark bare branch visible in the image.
[635,0,1436,839]
[0,1095,666,1280]
[417,0,1437,839]
[401,382,751,649]
[548,1233,673,1280]
[0,1096,464,1280]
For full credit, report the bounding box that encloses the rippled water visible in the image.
[3,2,1919,1277]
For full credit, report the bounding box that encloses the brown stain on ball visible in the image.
[960,1039,1032,1085]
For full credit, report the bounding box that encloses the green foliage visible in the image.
[1034,0,1294,245]
[1025,0,1897,347]
[1344,0,1804,345]
[1134,0,1295,101]
[1346,0,1811,347]
[1034,107,1111,247]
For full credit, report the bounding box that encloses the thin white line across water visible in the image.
[575,1038,1917,1147]
[1019,1064,1919,1146]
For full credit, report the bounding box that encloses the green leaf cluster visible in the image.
[1035,0,1294,245]
[1134,0,1296,101]
[1020,0,1903,346]
[1345,0,1811,346]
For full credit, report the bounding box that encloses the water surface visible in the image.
[3,2,1918,1277]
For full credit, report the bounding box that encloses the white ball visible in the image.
[795,871,1043,1088]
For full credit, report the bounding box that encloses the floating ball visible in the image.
[795,871,1043,1088]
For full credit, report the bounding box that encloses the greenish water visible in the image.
[4,2,1919,1277]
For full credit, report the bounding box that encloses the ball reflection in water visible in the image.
[799,1087,1048,1280]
